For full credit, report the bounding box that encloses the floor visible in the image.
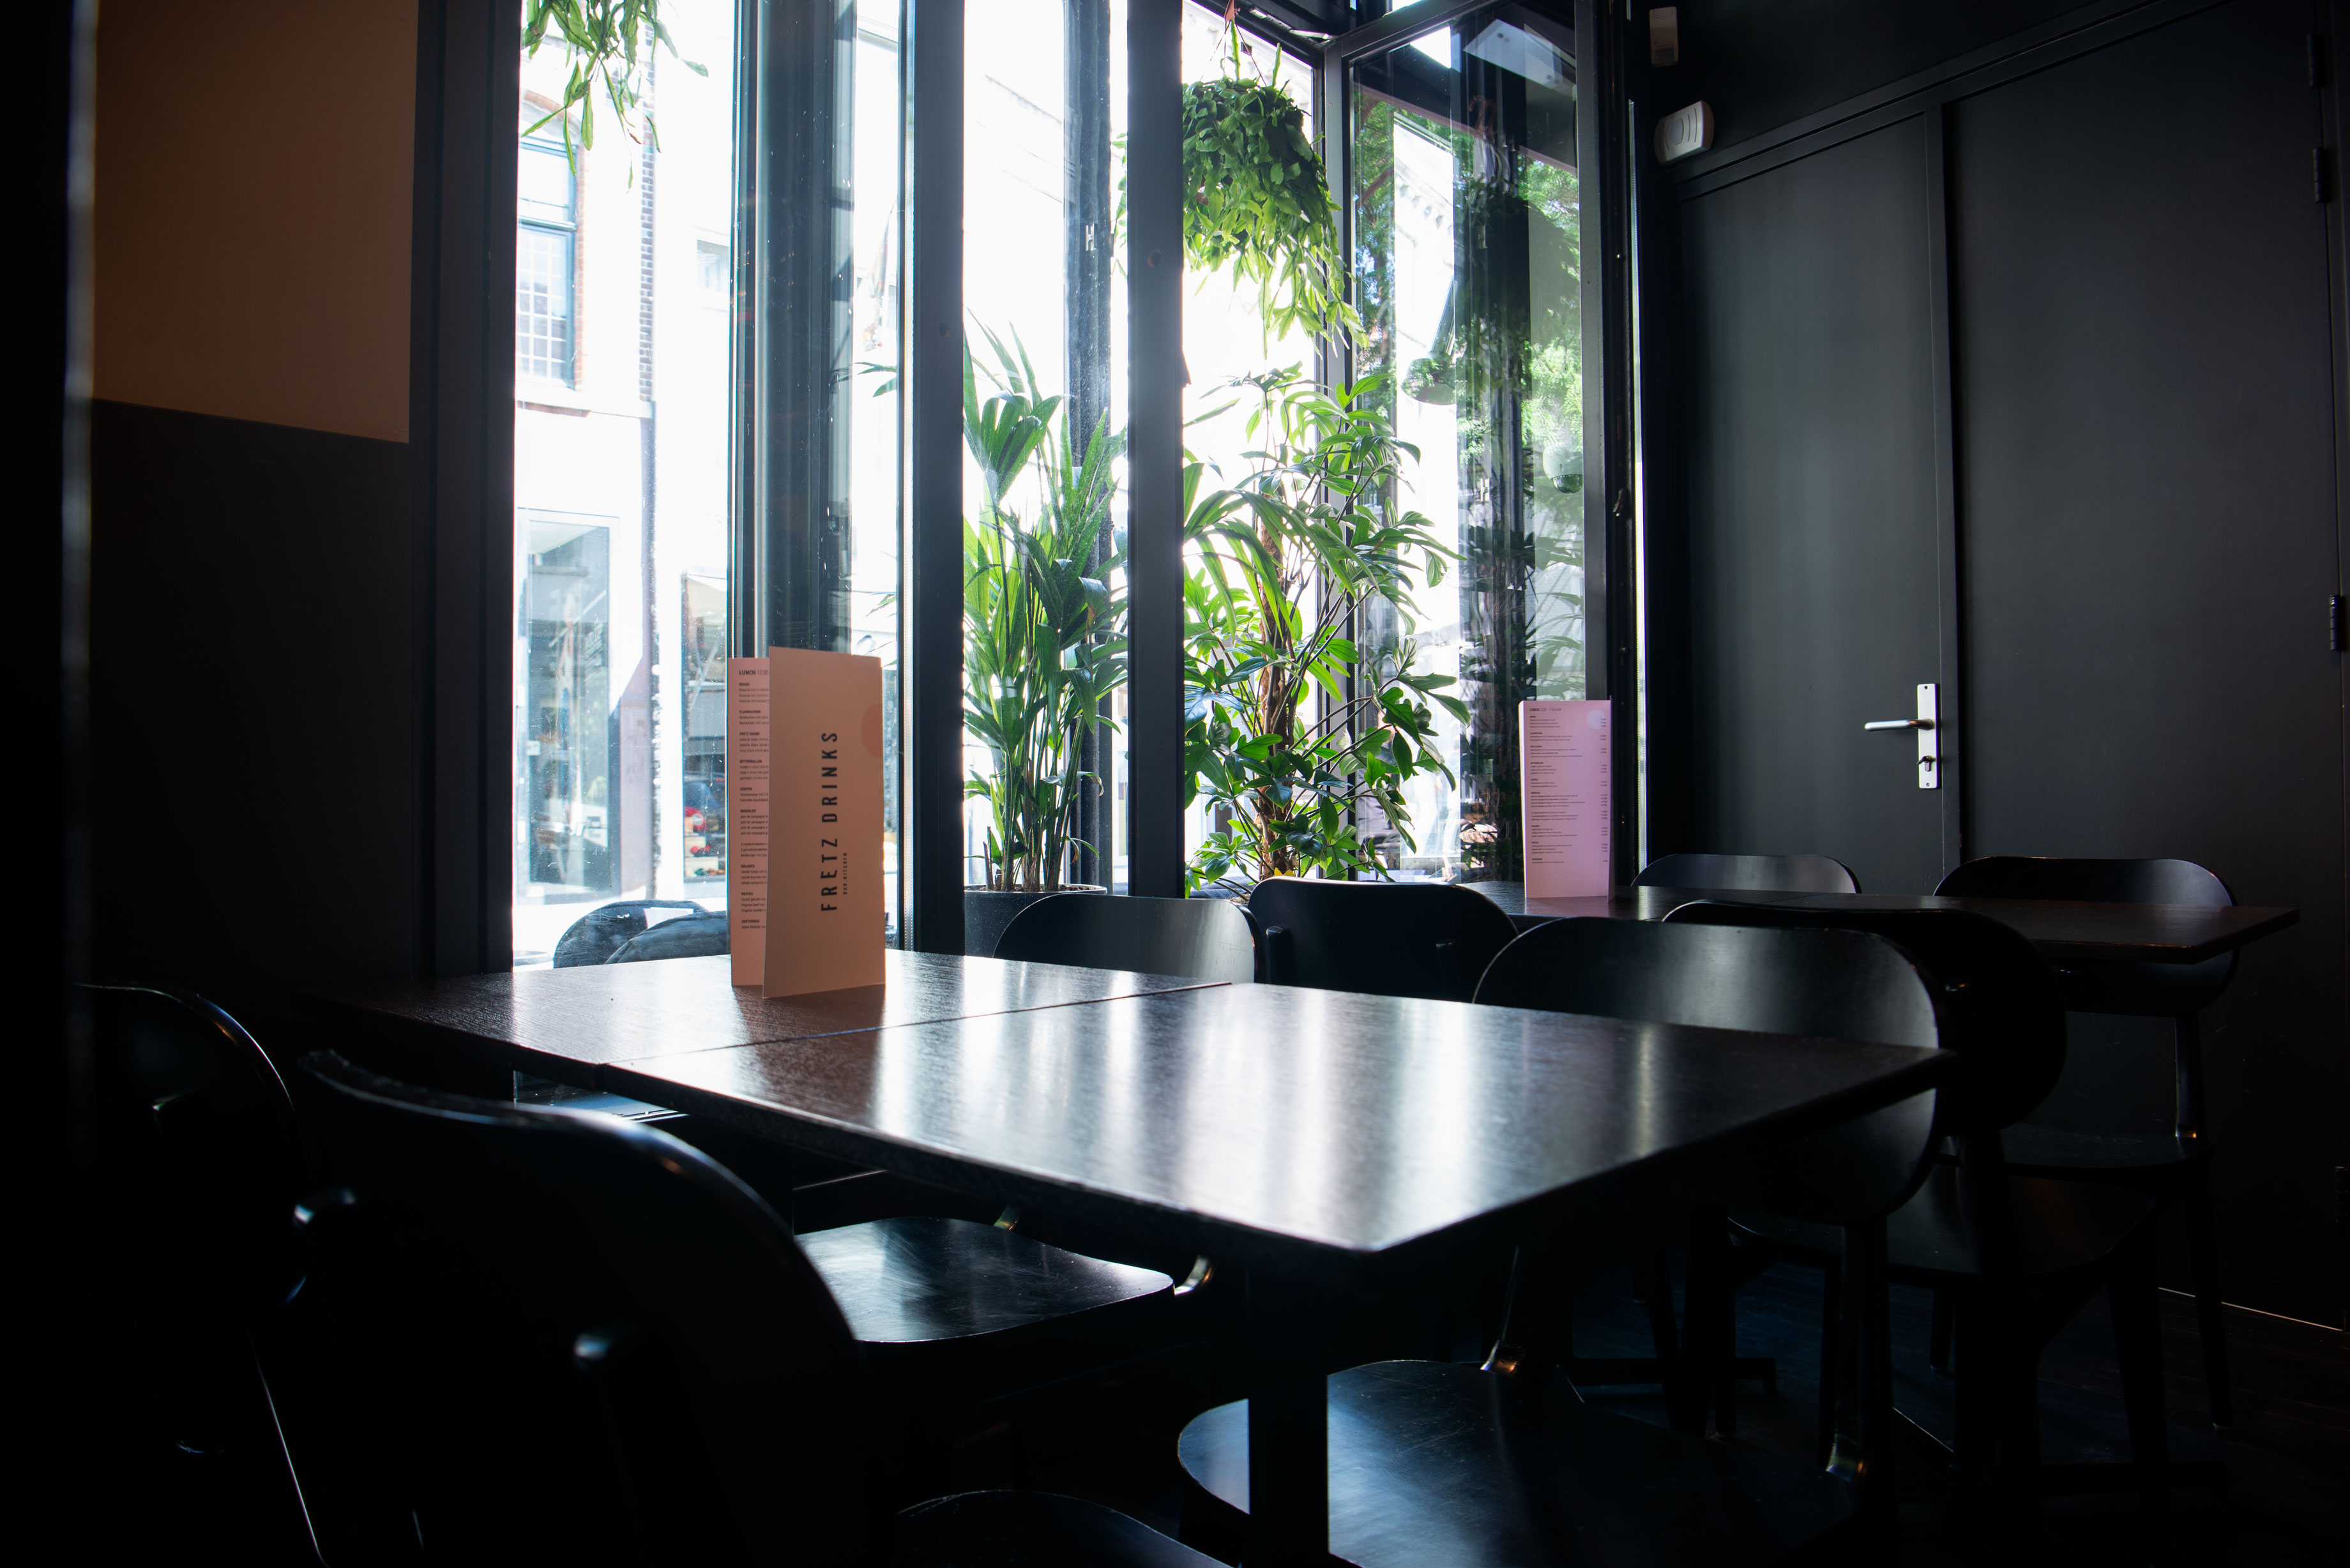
[125,1255,2349,1562]
[967,1260,2350,1565]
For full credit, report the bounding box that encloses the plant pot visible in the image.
[963,884,1107,958]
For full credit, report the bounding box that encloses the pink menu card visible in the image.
[727,649,887,996]
[1520,699,1612,898]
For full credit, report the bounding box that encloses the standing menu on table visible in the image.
[727,650,888,995]
[1520,699,1611,898]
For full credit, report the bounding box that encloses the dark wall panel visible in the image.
[1665,0,2084,152]
[1950,0,2344,1320]
[1678,117,1948,894]
[88,400,423,1039]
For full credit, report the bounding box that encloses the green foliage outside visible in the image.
[1182,370,1464,890]
[522,0,706,162]
[1175,26,1484,893]
[962,333,1128,893]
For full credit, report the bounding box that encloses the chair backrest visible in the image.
[1473,919,1944,1225]
[1662,903,2067,1137]
[552,900,711,967]
[607,912,732,963]
[297,1050,877,1562]
[93,986,312,1469]
[1934,854,2235,1016]
[1633,852,1860,894]
[1248,878,1520,1002]
[992,893,1257,983]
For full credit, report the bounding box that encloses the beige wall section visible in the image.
[95,0,418,442]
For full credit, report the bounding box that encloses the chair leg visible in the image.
[1949,1300,1993,1478]
[2109,1234,2174,1565]
[1815,1256,1840,1468]
[1995,1324,2045,1567]
[1634,1246,1701,1435]
[1828,1220,1897,1537]
[1483,1242,1569,1383]
[1674,1215,1736,1437]
[1929,1287,1955,1376]
[2182,1174,2233,1429]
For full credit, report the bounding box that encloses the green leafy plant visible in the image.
[523,0,706,160]
[1182,368,1464,891]
[963,331,1128,893]
[1179,22,1357,348]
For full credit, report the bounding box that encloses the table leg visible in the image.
[1247,1267,1328,1567]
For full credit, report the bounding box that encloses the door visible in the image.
[1673,116,1952,894]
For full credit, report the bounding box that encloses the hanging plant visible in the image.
[1180,20,1359,347]
[523,0,706,161]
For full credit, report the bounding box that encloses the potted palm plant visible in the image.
[962,332,1127,954]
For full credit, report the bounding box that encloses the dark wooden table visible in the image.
[1460,882,2299,965]
[303,955,1953,1567]
[303,948,1224,1096]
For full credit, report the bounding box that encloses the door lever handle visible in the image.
[1872,684,1942,790]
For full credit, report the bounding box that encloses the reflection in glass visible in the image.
[1351,10,1584,882]
[522,518,613,893]
[679,571,728,884]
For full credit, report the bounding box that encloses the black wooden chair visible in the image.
[992,892,1257,983]
[550,898,712,966]
[1176,921,1950,1565]
[87,984,358,1561]
[1545,852,1863,1397]
[1247,876,1518,1000]
[294,1051,1208,1564]
[1665,901,2176,1555]
[1633,851,1860,893]
[1936,854,2239,1426]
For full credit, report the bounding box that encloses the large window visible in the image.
[512,0,739,965]
[962,0,1128,895]
[505,1,1611,965]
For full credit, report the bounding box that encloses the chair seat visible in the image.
[1734,1168,2157,1283]
[798,1216,1171,1348]
[2000,1122,2202,1175]
[1177,1360,1856,1567]
[896,1490,1220,1566]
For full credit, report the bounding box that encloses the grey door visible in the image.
[1675,116,1952,894]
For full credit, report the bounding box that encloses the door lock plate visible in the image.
[1915,683,1939,790]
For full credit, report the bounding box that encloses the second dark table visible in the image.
[1459,882,2298,965]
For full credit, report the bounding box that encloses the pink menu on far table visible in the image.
[1520,699,1611,898]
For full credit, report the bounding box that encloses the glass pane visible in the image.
[1349,6,1583,884]
[517,224,573,384]
[512,1,739,966]
[847,5,906,943]
[962,0,1128,908]
[521,517,611,890]
[741,3,905,941]
[1178,8,1316,873]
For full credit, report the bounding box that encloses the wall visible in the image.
[1660,0,2084,151]
[94,0,416,441]
[85,0,461,1037]
[1646,0,2348,1323]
